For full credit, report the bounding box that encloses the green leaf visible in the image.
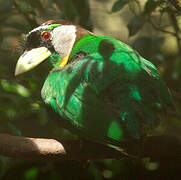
[144,0,160,14]
[7,123,21,136]
[24,167,38,180]
[127,14,146,36]
[1,80,30,97]
[111,0,129,12]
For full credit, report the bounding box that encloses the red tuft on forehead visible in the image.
[42,19,75,26]
[41,19,90,41]
[42,20,57,25]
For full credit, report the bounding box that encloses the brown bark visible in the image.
[1,133,180,161]
[0,133,125,160]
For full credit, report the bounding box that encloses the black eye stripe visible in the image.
[42,32,51,40]
[24,30,54,52]
[25,31,41,50]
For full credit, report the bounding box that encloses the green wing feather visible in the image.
[41,36,173,146]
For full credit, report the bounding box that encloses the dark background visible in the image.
[0,0,181,179]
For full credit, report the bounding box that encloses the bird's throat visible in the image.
[48,53,70,68]
[48,53,61,67]
[59,55,69,67]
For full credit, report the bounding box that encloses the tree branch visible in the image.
[148,16,180,38]
[0,133,126,160]
[1,133,181,162]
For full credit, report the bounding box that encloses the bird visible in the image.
[15,19,174,156]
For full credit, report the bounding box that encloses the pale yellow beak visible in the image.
[15,47,51,76]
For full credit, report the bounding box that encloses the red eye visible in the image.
[42,32,51,40]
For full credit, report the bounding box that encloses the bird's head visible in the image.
[15,20,89,75]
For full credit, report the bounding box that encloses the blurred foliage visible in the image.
[0,0,181,179]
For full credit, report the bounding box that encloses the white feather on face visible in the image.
[51,25,76,58]
[28,25,49,35]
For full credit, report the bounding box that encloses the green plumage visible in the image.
[41,35,173,147]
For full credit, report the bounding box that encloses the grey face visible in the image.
[24,27,54,53]
[15,24,77,75]
[24,24,76,58]
[50,25,77,58]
